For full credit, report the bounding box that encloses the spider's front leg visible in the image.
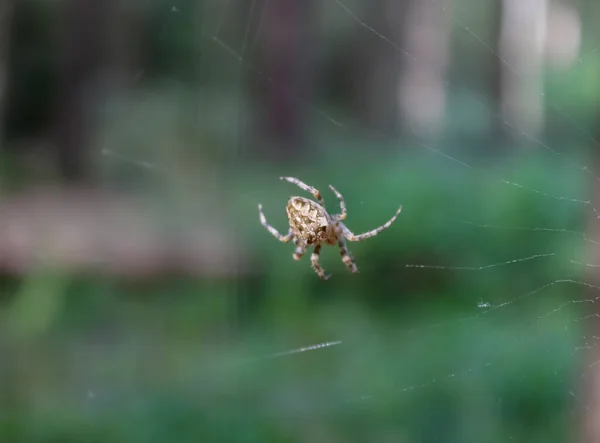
[258,204,293,242]
[328,185,347,221]
[311,244,330,280]
[343,206,402,241]
[281,177,326,207]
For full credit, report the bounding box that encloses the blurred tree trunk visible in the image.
[397,0,451,139]
[578,71,600,443]
[499,0,580,143]
[0,0,13,150]
[250,0,314,160]
[489,0,506,141]
[354,0,408,137]
[498,0,548,139]
[51,0,145,184]
[579,169,600,443]
[104,1,144,91]
[352,0,450,139]
[51,0,111,184]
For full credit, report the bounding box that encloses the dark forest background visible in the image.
[1,0,600,442]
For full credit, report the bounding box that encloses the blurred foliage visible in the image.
[0,145,588,442]
[1,0,599,442]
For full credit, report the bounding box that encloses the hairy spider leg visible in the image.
[328,184,347,221]
[336,230,358,273]
[258,204,293,242]
[343,206,403,241]
[280,177,326,207]
[311,244,330,279]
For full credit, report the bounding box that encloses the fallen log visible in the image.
[0,188,249,278]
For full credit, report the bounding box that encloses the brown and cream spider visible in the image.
[258,176,402,279]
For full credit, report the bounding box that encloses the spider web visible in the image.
[93,0,600,441]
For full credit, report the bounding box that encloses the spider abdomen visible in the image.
[286,197,330,245]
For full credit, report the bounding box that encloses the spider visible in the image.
[258,176,402,279]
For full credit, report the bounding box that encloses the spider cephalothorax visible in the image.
[258,176,402,279]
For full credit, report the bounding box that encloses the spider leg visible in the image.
[328,184,347,221]
[258,204,293,242]
[311,244,330,279]
[280,177,325,206]
[337,234,358,273]
[343,206,402,241]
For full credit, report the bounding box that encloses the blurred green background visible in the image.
[0,0,599,442]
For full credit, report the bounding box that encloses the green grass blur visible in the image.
[0,138,588,442]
